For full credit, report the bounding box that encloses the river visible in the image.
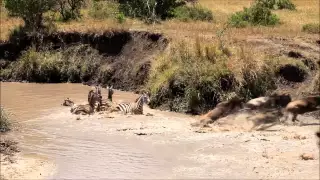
[1,82,319,179]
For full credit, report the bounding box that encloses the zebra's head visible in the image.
[95,85,102,96]
[107,85,114,95]
[141,92,151,104]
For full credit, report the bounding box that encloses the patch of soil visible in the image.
[246,36,320,98]
[0,139,19,163]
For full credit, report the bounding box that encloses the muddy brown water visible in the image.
[1,82,319,179]
[0,82,195,179]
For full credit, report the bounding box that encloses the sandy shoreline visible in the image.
[0,153,56,180]
[0,109,319,179]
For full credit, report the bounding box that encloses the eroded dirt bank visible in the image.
[1,82,319,179]
[0,30,168,91]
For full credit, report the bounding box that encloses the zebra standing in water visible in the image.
[116,92,151,115]
[107,85,114,102]
[88,85,102,112]
[100,85,115,111]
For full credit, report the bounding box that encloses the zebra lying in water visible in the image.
[116,92,151,115]
[62,98,98,115]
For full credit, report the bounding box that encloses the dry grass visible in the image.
[0,0,319,42]
[0,6,23,41]
[0,107,11,133]
[146,39,279,112]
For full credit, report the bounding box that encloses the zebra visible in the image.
[107,85,114,102]
[71,103,95,115]
[100,85,115,111]
[88,85,102,112]
[116,92,151,115]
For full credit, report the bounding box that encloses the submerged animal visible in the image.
[62,98,74,106]
[116,92,151,115]
[191,97,245,127]
[282,96,320,123]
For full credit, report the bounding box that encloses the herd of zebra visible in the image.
[62,85,151,115]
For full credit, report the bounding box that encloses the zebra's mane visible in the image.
[135,93,147,103]
[134,95,142,103]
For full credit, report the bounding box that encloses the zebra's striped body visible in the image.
[117,93,150,115]
[71,104,94,115]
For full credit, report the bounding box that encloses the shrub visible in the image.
[147,39,236,113]
[4,0,56,32]
[56,0,85,21]
[229,3,280,28]
[116,12,126,23]
[236,47,277,99]
[147,39,279,113]
[255,0,296,10]
[118,0,186,23]
[89,0,119,19]
[173,5,213,22]
[302,23,320,34]
[0,107,11,133]
[1,45,104,83]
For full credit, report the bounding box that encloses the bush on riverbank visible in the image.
[146,39,278,114]
[0,107,11,133]
[0,45,104,83]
